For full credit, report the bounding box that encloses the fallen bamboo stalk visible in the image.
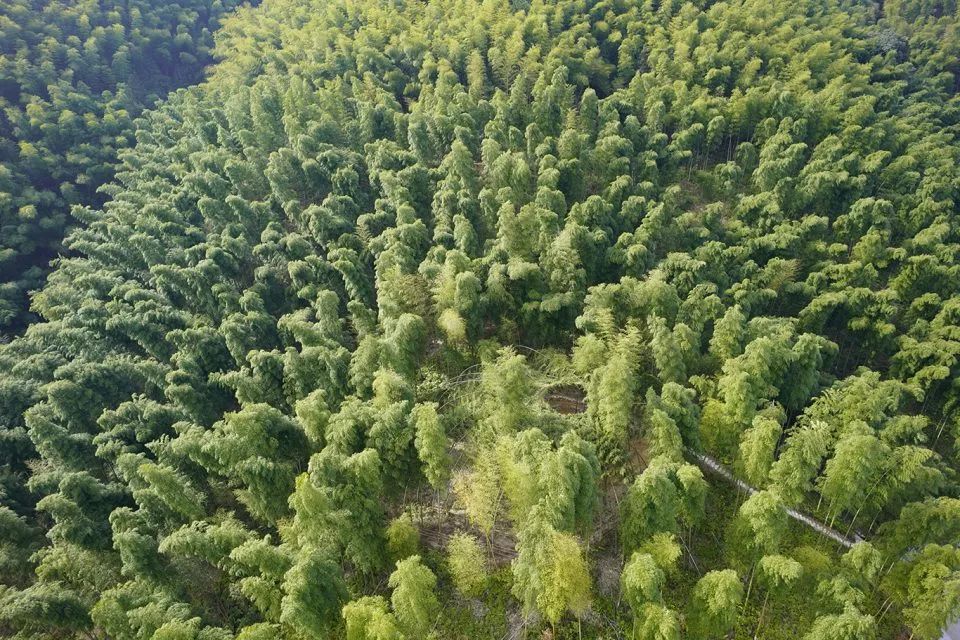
[689,451,864,549]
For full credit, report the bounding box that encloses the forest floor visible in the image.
[416,445,906,640]
[417,358,906,638]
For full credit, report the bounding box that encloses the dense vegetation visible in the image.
[0,0,248,331]
[2,0,960,638]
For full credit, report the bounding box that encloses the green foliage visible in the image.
[446,532,488,598]
[622,552,665,614]
[758,554,804,592]
[0,0,247,331]
[411,402,450,491]
[539,531,592,625]
[453,445,500,538]
[637,533,683,577]
[801,604,877,640]
[388,555,439,638]
[687,569,744,640]
[769,420,834,506]
[621,456,707,555]
[737,409,783,486]
[883,543,960,640]
[585,329,641,469]
[343,596,405,640]
[512,504,592,626]
[632,603,681,640]
[729,490,788,565]
[386,513,420,563]
[1,0,960,637]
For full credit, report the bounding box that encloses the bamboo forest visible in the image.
[1,0,960,638]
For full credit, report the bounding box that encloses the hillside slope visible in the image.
[1,0,959,638]
[0,0,250,331]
